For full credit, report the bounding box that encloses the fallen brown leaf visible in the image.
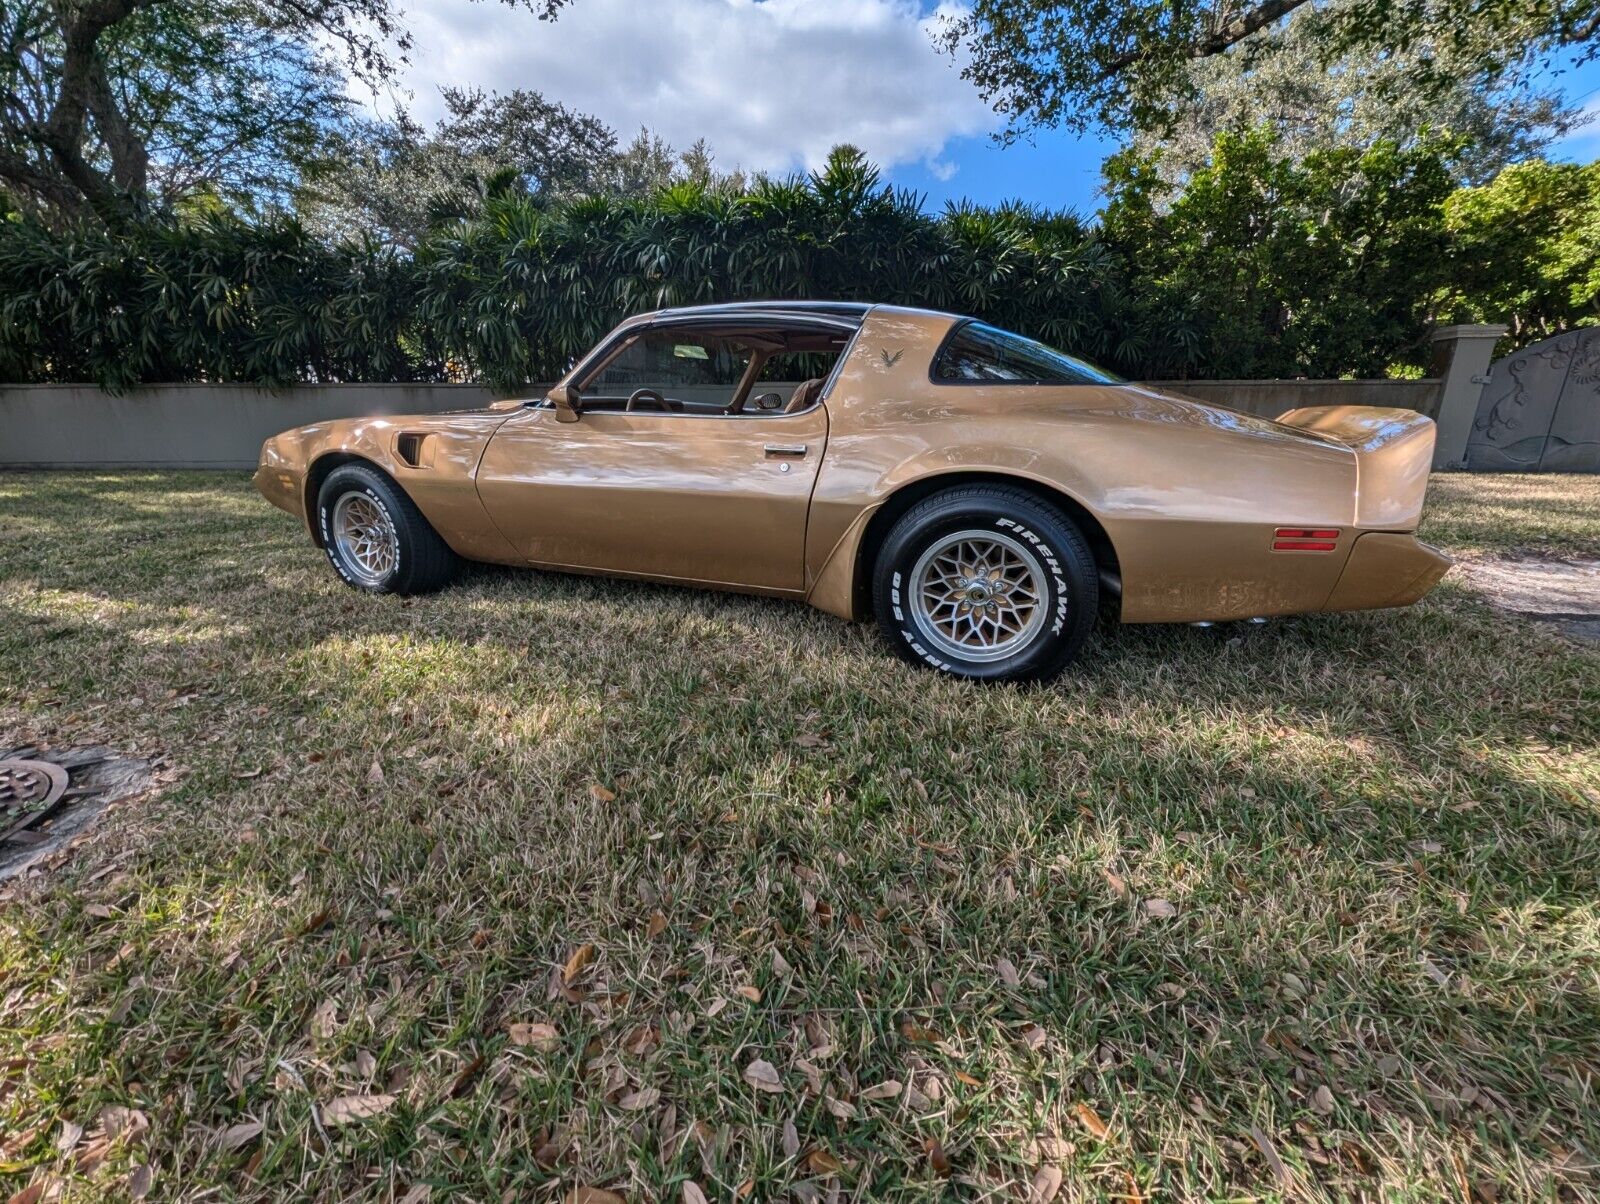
[647,910,668,939]
[805,1149,843,1175]
[100,1106,150,1143]
[1142,898,1177,919]
[588,783,616,803]
[55,1121,82,1155]
[860,1080,901,1100]
[1249,1124,1292,1188]
[823,1095,854,1120]
[735,984,761,1003]
[743,1059,784,1094]
[128,1164,154,1199]
[218,1120,263,1150]
[322,1094,397,1126]
[310,997,338,1040]
[1073,1101,1110,1141]
[563,943,596,984]
[924,1137,951,1177]
[565,1189,624,1204]
[682,1184,709,1204]
[618,1087,660,1111]
[296,908,332,938]
[448,1053,485,1098]
[508,1021,560,1050]
[1030,1165,1063,1203]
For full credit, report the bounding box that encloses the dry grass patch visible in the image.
[1420,472,1600,558]
[0,470,1597,1202]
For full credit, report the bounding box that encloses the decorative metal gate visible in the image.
[1466,327,1600,472]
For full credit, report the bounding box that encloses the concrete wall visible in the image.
[0,376,1445,470]
[1141,378,1442,420]
[0,383,506,469]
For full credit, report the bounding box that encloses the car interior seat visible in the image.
[785,379,825,413]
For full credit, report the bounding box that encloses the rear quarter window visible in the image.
[932,321,1122,385]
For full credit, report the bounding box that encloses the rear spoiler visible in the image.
[1275,406,1437,530]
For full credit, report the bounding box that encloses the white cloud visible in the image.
[1550,98,1600,160]
[370,0,997,176]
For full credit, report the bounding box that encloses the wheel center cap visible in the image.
[965,580,992,604]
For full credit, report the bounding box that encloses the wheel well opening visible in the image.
[852,472,1122,620]
[304,453,378,545]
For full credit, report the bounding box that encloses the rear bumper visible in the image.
[1324,532,1452,612]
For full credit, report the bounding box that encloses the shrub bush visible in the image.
[6,141,1563,391]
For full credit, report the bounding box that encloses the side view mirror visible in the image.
[546,383,582,423]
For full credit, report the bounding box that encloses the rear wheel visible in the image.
[316,463,458,595]
[872,486,1098,682]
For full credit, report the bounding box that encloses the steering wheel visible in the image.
[626,388,681,413]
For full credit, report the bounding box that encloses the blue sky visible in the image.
[382,0,1600,220]
[893,49,1600,217]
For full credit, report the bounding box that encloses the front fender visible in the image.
[255,411,523,565]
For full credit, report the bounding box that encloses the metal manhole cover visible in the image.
[0,759,68,809]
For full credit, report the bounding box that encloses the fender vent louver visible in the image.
[396,433,432,468]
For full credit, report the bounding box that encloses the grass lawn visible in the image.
[1,470,1597,1203]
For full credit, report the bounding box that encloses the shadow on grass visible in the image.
[1,472,1597,1200]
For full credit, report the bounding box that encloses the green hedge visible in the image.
[0,146,1467,391]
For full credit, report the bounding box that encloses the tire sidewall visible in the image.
[876,497,1094,681]
[318,469,406,594]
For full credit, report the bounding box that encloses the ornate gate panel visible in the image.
[1466,327,1600,472]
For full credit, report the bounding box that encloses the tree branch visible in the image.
[85,55,149,192]
[33,0,157,219]
[0,144,90,214]
[1097,0,1311,79]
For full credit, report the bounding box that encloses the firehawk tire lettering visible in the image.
[872,485,1099,682]
[316,464,458,596]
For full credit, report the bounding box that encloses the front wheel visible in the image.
[316,463,458,595]
[872,486,1099,682]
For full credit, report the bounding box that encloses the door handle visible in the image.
[764,443,808,458]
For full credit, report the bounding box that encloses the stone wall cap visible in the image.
[1430,323,1509,340]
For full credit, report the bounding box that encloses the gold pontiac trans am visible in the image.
[256,301,1452,681]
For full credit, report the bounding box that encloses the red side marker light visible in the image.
[1272,527,1340,551]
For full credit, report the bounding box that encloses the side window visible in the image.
[932,321,1122,385]
[586,330,753,411]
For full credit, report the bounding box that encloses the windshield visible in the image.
[932,321,1123,385]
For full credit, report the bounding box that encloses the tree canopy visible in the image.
[0,0,567,224]
[938,0,1600,138]
[1122,4,1587,192]
[1439,159,1600,343]
[297,88,619,248]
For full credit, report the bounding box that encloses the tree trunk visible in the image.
[29,0,155,222]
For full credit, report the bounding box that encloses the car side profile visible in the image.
[254,301,1452,681]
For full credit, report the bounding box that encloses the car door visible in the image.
[474,329,828,593]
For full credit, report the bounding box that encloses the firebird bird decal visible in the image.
[880,348,904,367]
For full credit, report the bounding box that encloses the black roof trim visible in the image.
[653,301,874,321]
